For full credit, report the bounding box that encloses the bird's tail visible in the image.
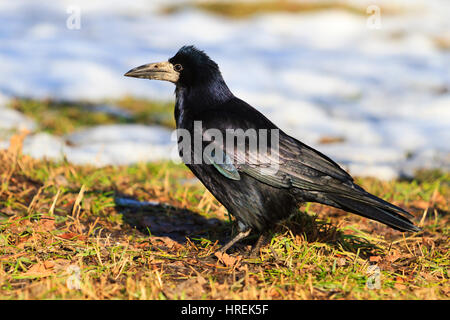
[324,188,421,232]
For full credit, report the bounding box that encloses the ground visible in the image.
[0,132,448,300]
[1,0,449,300]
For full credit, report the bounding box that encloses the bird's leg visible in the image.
[218,228,252,254]
[249,232,270,257]
[249,232,282,262]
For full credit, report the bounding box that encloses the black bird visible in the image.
[125,46,420,253]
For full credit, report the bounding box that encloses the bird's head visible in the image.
[124,46,222,89]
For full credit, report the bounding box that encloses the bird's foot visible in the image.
[217,228,252,254]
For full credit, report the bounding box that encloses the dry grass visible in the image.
[0,132,448,300]
[162,0,404,19]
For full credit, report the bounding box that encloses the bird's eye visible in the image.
[173,64,183,72]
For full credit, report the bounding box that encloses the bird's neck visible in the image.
[175,77,234,110]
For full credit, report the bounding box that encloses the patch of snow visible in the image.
[22,133,66,160]
[67,124,172,145]
[0,106,36,132]
[65,125,174,166]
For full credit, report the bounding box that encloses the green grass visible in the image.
[9,96,175,135]
[0,139,448,299]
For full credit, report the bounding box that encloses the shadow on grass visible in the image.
[114,193,382,258]
[274,212,384,259]
[114,194,229,244]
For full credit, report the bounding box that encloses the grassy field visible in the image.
[9,96,175,136]
[0,129,448,300]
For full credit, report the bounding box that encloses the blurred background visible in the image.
[0,0,449,180]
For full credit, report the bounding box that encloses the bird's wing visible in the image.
[237,137,350,191]
[197,98,352,189]
[234,141,414,219]
[202,130,353,192]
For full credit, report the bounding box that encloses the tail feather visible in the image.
[325,192,421,232]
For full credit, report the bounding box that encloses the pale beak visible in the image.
[124,61,179,83]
